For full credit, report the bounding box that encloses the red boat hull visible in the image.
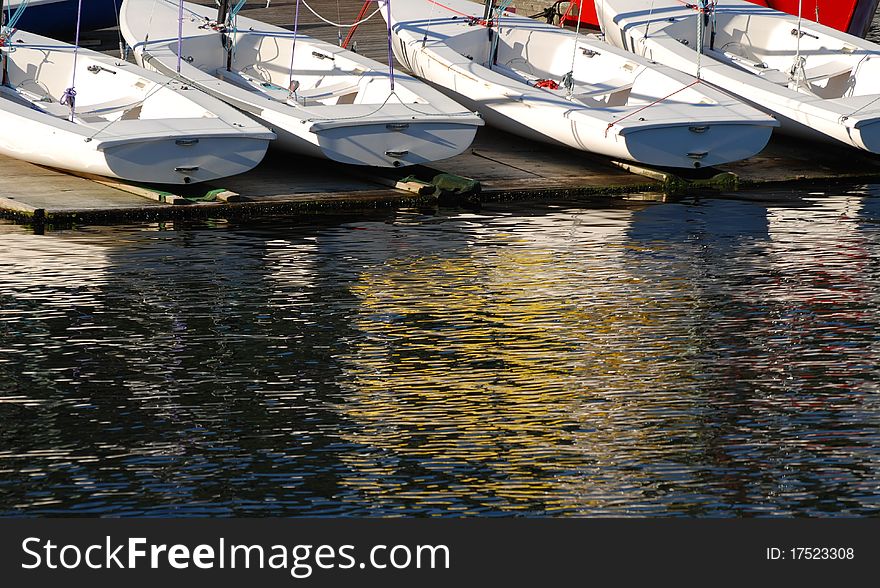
[566,0,880,37]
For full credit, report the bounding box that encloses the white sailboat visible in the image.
[597,0,880,153]
[380,0,778,169]
[0,23,274,184]
[119,0,484,168]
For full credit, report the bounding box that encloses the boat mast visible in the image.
[484,0,496,67]
[218,0,230,23]
[0,0,6,86]
[709,0,717,51]
[383,0,395,91]
[696,0,706,79]
[218,0,233,71]
[482,0,495,23]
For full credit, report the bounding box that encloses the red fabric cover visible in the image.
[766,1,857,32]
[566,0,858,33]
[565,1,598,25]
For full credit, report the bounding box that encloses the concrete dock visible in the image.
[3,0,880,225]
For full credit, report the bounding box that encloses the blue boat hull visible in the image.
[10,0,123,37]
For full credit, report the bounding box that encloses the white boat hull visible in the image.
[597,0,880,153]
[0,109,270,183]
[120,0,483,168]
[381,0,777,169]
[256,104,484,167]
[0,31,273,184]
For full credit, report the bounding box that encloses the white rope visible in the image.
[791,0,806,89]
[291,89,475,122]
[488,0,514,68]
[335,0,342,44]
[644,0,656,39]
[287,0,301,94]
[111,0,126,59]
[423,0,439,46]
[87,71,181,141]
[145,0,159,44]
[300,0,381,28]
[565,0,584,99]
[842,94,880,120]
[696,0,704,79]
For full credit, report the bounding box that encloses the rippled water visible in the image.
[2,189,880,517]
[869,9,880,42]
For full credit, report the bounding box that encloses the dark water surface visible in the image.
[2,189,880,516]
[868,9,880,42]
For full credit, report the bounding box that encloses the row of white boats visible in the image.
[1,0,879,186]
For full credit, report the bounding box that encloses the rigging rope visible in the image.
[484,0,495,64]
[695,0,704,79]
[230,0,247,19]
[112,0,126,59]
[384,0,394,91]
[644,0,656,39]
[604,79,700,137]
[292,87,475,123]
[423,0,492,24]
[841,94,880,122]
[0,1,14,85]
[176,0,183,73]
[336,0,342,45]
[565,0,584,98]
[287,0,300,94]
[225,0,247,69]
[691,0,716,79]
[489,0,514,68]
[60,0,85,122]
[423,0,439,46]
[300,0,381,28]
[288,0,475,123]
[4,0,28,32]
[791,0,806,89]
[87,73,180,141]
[144,0,159,47]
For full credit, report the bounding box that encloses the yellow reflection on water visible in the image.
[331,207,704,513]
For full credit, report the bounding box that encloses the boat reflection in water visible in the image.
[329,204,743,513]
[327,197,880,515]
[331,207,645,513]
[1,192,880,515]
[0,230,111,312]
